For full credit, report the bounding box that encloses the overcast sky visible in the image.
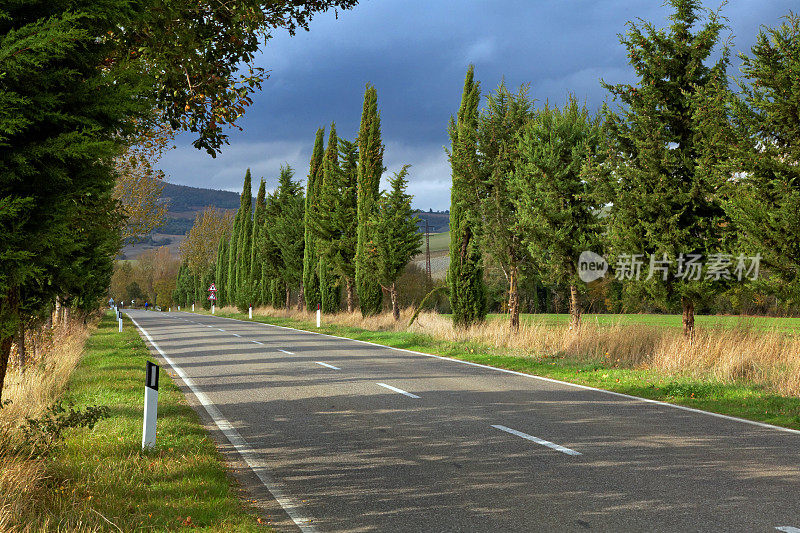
[159,0,797,210]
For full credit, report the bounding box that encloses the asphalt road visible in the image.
[125,309,800,533]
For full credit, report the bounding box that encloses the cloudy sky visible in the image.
[159,0,797,210]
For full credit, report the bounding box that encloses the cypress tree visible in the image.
[319,123,341,313]
[232,170,252,309]
[250,179,267,306]
[355,84,385,316]
[215,236,228,307]
[601,0,730,337]
[303,128,325,310]
[448,65,487,328]
[267,166,305,309]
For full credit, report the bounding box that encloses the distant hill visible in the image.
[121,181,450,258]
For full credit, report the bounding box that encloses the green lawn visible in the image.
[193,308,800,431]
[485,312,800,333]
[425,231,450,252]
[43,312,269,531]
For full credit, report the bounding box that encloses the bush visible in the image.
[21,401,109,456]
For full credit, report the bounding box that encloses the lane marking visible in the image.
[127,314,317,533]
[217,328,226,332]
[251,340,264,345]
[776,527,800,532]
[492,424,581,456]
[231,333,241,338]
[314,362,340,370]
[202,315,800,436]
[377,383,420,399]
[277,349,294,355]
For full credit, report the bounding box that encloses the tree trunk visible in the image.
[0,288,19,404]
[297,281,305,311]
[569,284,581,330]
[508,264,519,333]
[14,322,26,371]
[345,277,355,313]
[285,286,291,310]
[54,296,61,329]
[390,282,399,321]
[0,335,11,404]
[682,297,695,339]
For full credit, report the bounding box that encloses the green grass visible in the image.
[425,231,450,252]
[193,308,800,431]
[484,312,800,333]
[48,312,270,531]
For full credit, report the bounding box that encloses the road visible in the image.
[125,309,800,532]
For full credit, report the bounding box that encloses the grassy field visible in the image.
[424,231,450,252]
[489,312,800,333]
[0,312,269,532]
[192,307,800,431]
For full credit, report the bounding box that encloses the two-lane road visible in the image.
[126,309,800,532]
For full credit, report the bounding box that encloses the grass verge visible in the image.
[192,307,800,432]
[1,311,270,532]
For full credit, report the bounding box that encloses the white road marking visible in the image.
[127,314,317,533]
[217,328,225,332]
[231,333,241,337]
[776,527,800,532]
[492,424,581,456]
[278,349,294,355]
[377,383,420,399]
[315,362,340,370]
[251,340,264,345]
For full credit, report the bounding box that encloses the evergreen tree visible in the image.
[314,138,360,312]
[371,166,422,320]
[318,124,341,313]
[250,179,267,306]
[601,0,730,337]
[728,13,800,302]
[216,237,228,306]
[448,65,487,328]
[267,166,306,309]
[511,96,604,330]
[232,170,253,310]
[303,128,325,310]
[476,81,535,331]
[355,84,385,316]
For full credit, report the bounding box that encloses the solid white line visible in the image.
[251,340,264,345]
[202,314,800,436]
[127,315,317,533]
[492,424,582,456]
[314,362,340,370]
[776,527,800,532]
[377,382,420,399]
[277,349,294,355]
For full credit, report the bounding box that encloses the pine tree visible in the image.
[267,166,306,309]
[303,128,325,311]
[476,81,535,331]
[601,0,730,337]
[355,84,385,316]
[511,96,603,330]
[371,166,422,320]
[318,124,341,313]
[448,65,487,328]
[314,138,360,312]
[728,13,800,301]
[250,179,267,306]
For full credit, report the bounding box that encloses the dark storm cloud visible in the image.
[160,0,798,210]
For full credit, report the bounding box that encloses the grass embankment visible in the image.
[194,306,800,431]
[0,312,269,532]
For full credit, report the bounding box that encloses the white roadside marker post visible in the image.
[192,303,195,312]
[118,310,123,332]
[212,304,215,314]
[142,361,159,449]
[178,306,180,311]
[317,303,321,328]
[249,306,253,319]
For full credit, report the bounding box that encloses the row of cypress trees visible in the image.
[175,84,421,318]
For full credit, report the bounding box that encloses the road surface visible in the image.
[125,309,800,532]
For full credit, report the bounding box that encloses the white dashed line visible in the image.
[776,527,800,532]
[314,362,340,370]
[376,383,420,399]
[231,333,241,337]
[278,349,294,355]
[251,340,264,345]
[491,425,581,456]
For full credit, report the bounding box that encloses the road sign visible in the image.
[208,293,216,300]
[208,283,217,292]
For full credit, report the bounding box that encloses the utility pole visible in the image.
[425,218,432,286]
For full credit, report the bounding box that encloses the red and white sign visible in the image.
[208,283,217,292]
[208,293,217,300]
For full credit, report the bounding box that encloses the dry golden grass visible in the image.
[250,305,800,397]
[0,316,96,533]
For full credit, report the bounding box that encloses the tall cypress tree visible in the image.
[355,84,385,316]
[215,236,228,307]
[267,166,306,309]
[319,123,341,313]
[448,65,487,328]
[601,0,730,337]
[250,179,267,306]
[234,170,253,309]
[303,128,325,310]
[226,170,249,305]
